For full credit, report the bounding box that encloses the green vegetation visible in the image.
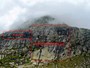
[33,53,90,68]
[0,51,30,68]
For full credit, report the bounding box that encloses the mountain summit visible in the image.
[0,16,90,68]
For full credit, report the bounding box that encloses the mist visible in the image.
[0,0,90,33]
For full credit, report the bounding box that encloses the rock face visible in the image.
[29,24,90,64]
[1,24,90,62]
[0,16,90,67]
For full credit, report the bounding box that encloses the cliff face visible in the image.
[29,24,90,63]
[0,16,90,68]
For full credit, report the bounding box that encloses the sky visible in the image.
[0,0,90,33]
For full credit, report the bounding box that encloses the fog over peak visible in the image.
[0,0,90,33]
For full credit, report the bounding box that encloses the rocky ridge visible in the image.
[0,16,90,68]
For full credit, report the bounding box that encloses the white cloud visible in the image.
[0,0,90,33]
[0,6,26,32]
[20,0,44,6]
[0,0,17,16]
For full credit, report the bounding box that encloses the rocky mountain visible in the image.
[0,16,90,68]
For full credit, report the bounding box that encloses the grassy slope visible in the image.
[1,51,90,68]
[32,53,90,68]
